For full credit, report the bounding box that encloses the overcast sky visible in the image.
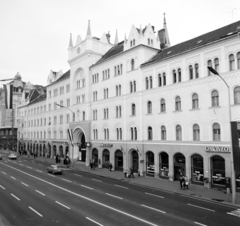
[0,0,240,86]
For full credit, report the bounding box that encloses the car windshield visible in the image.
[52,165,60,169]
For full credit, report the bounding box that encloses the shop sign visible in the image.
[205,146,230,153]
[99,143,113,147]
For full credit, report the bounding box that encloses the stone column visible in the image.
[168,153,174,181]
[154,153,159,178]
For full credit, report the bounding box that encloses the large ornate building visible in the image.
[16,18,240,190]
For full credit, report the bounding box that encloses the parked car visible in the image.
[8,154,17,160]
[0,154,2,160]
[47,165,63,174]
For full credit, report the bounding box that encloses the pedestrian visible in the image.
[184,176,189,189]
[130,167,134,178]
[109,162,112,171]
[90,161,93,170]
[124,170,127,178]
[179,175,183,190]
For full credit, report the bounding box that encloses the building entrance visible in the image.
[131,150,139,173]
[174,153,185,180]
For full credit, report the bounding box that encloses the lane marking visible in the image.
[86,217,104,226]
[194,222,207,226]
[114,184,128,189]
[141,204,166,214]
[48,174,55,177]
[187,203,215,212]
[0,185,5,189]
[11,194,20,201]
[106,193,123,200]
[27,166,32,169]
[36,170,42,173]
[0,162,158,226]
[227,209,240,217]
[19,164,24,166]
[81,185,93,190]
[55,201,71,209]
[29,206,43,217]
[62,178,72,183]
[2,172,6,175]
[11,176,16,180]
[36,190,45,196]
[21,182,29,187]
[145,192,164,199]
[92,178,102,182]
[74,173,82,177]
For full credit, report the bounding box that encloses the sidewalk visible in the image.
[3,151,240,207]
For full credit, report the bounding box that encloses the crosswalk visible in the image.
[227,209,240,217]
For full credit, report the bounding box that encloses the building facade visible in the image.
[16,19,240,190]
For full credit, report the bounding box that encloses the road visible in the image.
[0,153,240,226]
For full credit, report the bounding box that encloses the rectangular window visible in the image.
[66,114,70,123]
[67,99,70,107]
[54,116,57,125]
[60,115,63,124]
[66,84,70,93]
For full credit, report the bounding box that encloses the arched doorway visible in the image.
[146,151,155,177]
[53,145,57,157]
[115,150,123,171]
[191,154,204,185]
[159,152,169,179]
[79,135,86,162]
[102,149,110,168]
[59,146,63,158]
[92,148,98,167]
[174,153,185,180]
[131,150,139,173]
[211,155,225,188]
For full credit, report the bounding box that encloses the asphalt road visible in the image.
[0,153,240,226]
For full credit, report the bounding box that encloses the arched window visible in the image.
[161,126,166,140]
[207,60,212,76]
[189,65,193,80]
[175,96,181,111]
[131,59,135,70]
[131,127,134,140]
[173,70,177,83]
[234,86,240,104]
[178,68,181,82]
[192,93,199,109]
[151,39,153,46]
[176,125,182,141]
[130,82,133,93]
[148,126,153,140]
[119,85,121,95]
[132,104,136,116]
[195,64,199,79]
[120,64,123,74]
[130,40,132,47]
[83,111,85,121]
[211,90,219,107]
[133,81,136,92]
[229,54,235,71]
[214,58,219,72]
[133,39,135,45]
[213,123,221,141]
[117,65,120,75]
[116,106,118,117]
[119,106,121,117]
[116,128,119,140]
[150,76,152,89]
[237,52,240,69]
[193,124,200,141]
[148,38,150,45]
[134,127,137,140]
[163,73,166,85]
[160,99,166,112]
[114,66,117,76]
[116,86,118,96]
[120,128,122,140]
[147,101,152,114]
[146,77,149,89]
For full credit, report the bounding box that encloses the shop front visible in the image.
[211,155,226,188]
[146,151,155,177]
[174,153,185,180]
[102,149,110,168]
[191,154,204,185]
[159,152,169,179]
[115,149,123,171]
[92,148,98,167]
[131,150,139,173]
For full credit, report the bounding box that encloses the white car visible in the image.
[8,154,17,160]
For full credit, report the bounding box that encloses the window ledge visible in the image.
[146,113,153,115]
[208,106,221,109]
[173,110,182,113]
[189,108,200,111]
[158,111,166,114]
[130,115,136,117]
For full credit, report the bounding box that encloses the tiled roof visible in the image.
[141,20,240,67]
[93,41,124,66]
[46,70,70,87]
[28,94,46,106]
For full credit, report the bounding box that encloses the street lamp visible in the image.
[207,66,236,204]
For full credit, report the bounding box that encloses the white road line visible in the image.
[114,184,128,189]
[36,170,42,173]
[11,194,20,201]
[27,166,32,169]
[187,203,215,212]
[36,190,45,196]
[81,185,93,190]
[29,206,43,217]
[141,204,166,214]
[194,222,208,226]
[21,182,29,187]
[0,185,5,189]
[48,174,55,177]
[62,178,72,183]
[106,193,123,200]
[92,178,102,182]
[1,162,158,226]
[2,172,6,175]
[145,192,164,199]
[19,164,23,166]
[74,173,82,177]
[11,176,16,180]
[55,201,71,209]
[86,217,104,226]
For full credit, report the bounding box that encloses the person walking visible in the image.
[109,162,112,172]
[179,174,183,190]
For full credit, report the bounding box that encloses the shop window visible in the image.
[211,155,225,186]
[211,90,219,107]
[176,125,182,141]
[229,54,235,71]
[193,124,200,141]
[192,93,199,109]
[191,154,204,184]
[146,152,155,177]
[161,126,166,140]
[234,86,240,104]
[159,152,169,178]
[212,123,221,141]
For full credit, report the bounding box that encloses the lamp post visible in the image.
[207,66,236,204]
